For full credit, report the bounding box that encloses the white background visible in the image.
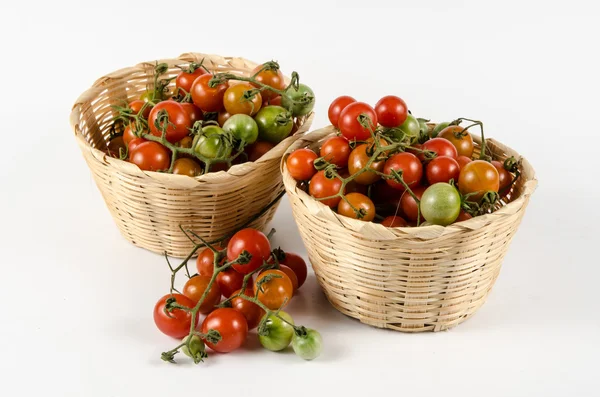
[1,1,599,396]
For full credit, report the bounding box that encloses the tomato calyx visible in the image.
[461,190,500,217]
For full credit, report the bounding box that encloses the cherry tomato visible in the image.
[281,83,315,117]
[122,125,137,146]
[255,106,293,144]
[153,294,198,339]
[438,125,474,158]
[458,160,500,201]
[251,64,285,101]
[222,114,259,145]
[328,96,356,128]
[348,144,385,185]
[338,102,378,141]
[218,111,232,127]
[456,210,473,222]
[227,228,271,274]
[279,265,299,292]
[422,138,458,160]
[182,275,221,314]
[127,137,147,153]
[420,183,461,226]
[397,113,420,138]
[426,156,460,185]
[129,99,152,119]
[176,67,207,94]
[172,158,202,177]
[196,244,225,276]
[201,308,248,353]
[337,192,376,222]
[191,74,227,112]
[320,136,351,168]
[231,288,265,330]
[278,252,307,288]
[180,102,203,125]
[375,95,408,128]
[309,171,343,207]
[193,125,232,159]
[223,82,262,116]
[400,185,426,222]
[245,141,275,161]
[492,160,512,190]
[148,100,192,143]
[383,152,423,190]
[292,328,322,361]
[217,268,245,298]
[254,269,293,310]
[456,155,472,170]
[381,215,408,227]
[129,141,170,171]
[287,149,318,181]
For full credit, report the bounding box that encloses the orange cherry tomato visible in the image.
[458,160,500,201]
[251,64,285,101]
[337,192,376,221]
[279,265,299,293]
[348,144,384,185]
[172,158,203,177]
[254,269,293,310]
[223,82,262,116]
[438,125,474,158]
[287,149,318,181]
[182,275,221,314]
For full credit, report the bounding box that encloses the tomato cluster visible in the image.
[287,95,520,226]
[153,227,321,363]
[106,61,315,176]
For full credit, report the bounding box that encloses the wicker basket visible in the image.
[71,53,314,257]
[282,126,537,332]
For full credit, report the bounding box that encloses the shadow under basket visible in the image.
[71,52,314,258]
[282,126,537,332]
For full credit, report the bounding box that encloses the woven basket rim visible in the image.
[70,52,314,185]
[281,125,538,239]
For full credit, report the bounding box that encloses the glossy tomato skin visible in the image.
[231,288,265,330]
[176,67,207,94]
[245,141,275,162]
[456,155,472,170]
[328,96,356,128]
[439,125,474,158]
[279,265,299,292]
[381,215,408,227]
[149,100,192,143]
[201,308,248,353]
[281,83,315,117]
[129,99,152,119]
[278,252,308,288]
[172,158,202,177]
[123,125,137,146]
[320,136,351,168]
[338,193,376,221]
[251,64,285,100]
[348,144,384,185]
[180,103,203,125]
[400,185,426,222]
[398,113,420,138]
[286,149,318,181]
[458,160,500,201]
[375,95,408,128]
[254,269,293,310]
[223,82,262,116]
[422,138,458,160]
[258,311,294,351]
[196,245,224,276]
[182,275,221,314]
[227,228,272,274]
[492,160,512,190]
[153,294,198,338]
[426,156,460,185]
[193,125,232,159]
[222,114,259,144]
[420,183,461,226]
[338,102,378,141]
[383,152,423,190]
[130,141,170,171]
[255,106,293,144]
[217,268,245,298]
[309,171,343,207]
[191,74,227,112]
[127,137,147,153]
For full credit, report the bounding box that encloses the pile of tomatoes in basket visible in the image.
[153,227,322,362]
[286,95,517,226]
[107,61,314,176]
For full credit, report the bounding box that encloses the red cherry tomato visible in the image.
[153,294,198,338]
[217,268,245,298]
[456,155,472,170]
[231,288,265,330]
[422,138,458,160]
[286,149,318,181]
[128,137,147,153]
[278,252,308,288]
[374,95,408,128]
[123,125,137,146]
[381,215,408,227]
[320,136,351,168]
[191,74,227,112]
[196,244,224,276]
[201,308,248,353]
[129,141,170,171]
[492,160,512,190]
[227,228,272,274]
[426,156,461,185]
[176,67,207,94]
[383,152,423,190]
[182,275,221,314]
[338,102,378,141]
[180,102,203,125]
[328,96,356,128]
[400,185,426,222]
[148,100,191,143]
[308,171,343,207]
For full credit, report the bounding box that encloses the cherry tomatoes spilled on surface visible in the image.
[492,160,512,190]
[456,155,472,170]
[337,192,376,222]
[328,95,356,128]
[422,137,458,160]
[251,64,285,100]
[245,141,275,162]
[176,67,207,94]
[231,288,265,330]
[227,228,271,274]
[153,294,198,339]
[438,125,474,158]
[129,141,170,171]
[254,269,294,310]
[320,136,351,168]
[278,252,308,288]
[381,215,408,227]
[217,268,245,298]
[201,308,248,353]
[286,148,318,181]
[223,82,262,116]
[383,152,423,190]
[426,156,460,185]
[148,100,192,143]
[375,95,408,128]
[348,144,385,185]
[400,185,426,223]
[191,74,227,112]
[458,160,500,201]
[338,102,378,141]
[279,265,299,292]
[172,158,202,177]
[309,171,343,207]
[182,275,221,314]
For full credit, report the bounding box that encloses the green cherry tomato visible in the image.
[418,118,430,137]
[255,106,294,144]
[181,335,207,363]
[431,121,451,138]
[281,83,315,117]
[392,113,420,139]
[292,327,323,361]
[193,125,232,159]
[222,114,259,145]
[420,183,461,226]
[258,311,295,352]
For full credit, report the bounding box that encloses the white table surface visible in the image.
[1,1,598,396]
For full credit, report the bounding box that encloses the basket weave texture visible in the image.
[71,53,314,257]
[282,126,537,332]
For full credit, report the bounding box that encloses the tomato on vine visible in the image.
[223,82,262,116]
[328,96,356,128]
[196,245,224,276]
[309,171,343,207]
[222,114,259,144]
[172,158,202,177]
[277,252,307,288]
[383,152,423,190]
[129,99,152,119]
[191,74,227,112]
[426,156,460,185]
[348,144,384,185]
[420,183,461,226]
[231,288,265,330]
[338,102,378,141]
[286,148,318,181]
[255,106,294,144]
[180,103,203,125]
[227,228,271,274]
[217,268,245,298]
[130,141,170,171]
[282,83,315,117]
[251,63,285,101]
[492,160,512,190]
[438,125,474,158]
[193,125,232,159]
[400,185,426,223]
[458,160,500,201]
[422,137,458,160]
[149,100,192,143]
[255,269,293,310]
[397,113,420,138]
[182,275,221,314]
[337,192,376,222]
[153,294,198,339]
[456,155,472,170]
[279,265,299,292]
[375,95,408,128]
[176,65,207,94]
[320,136,351,168]
[258,311,294,352]
[201,308,248,353]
